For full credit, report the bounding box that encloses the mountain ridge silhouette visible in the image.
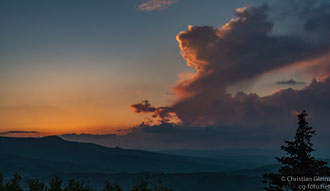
[0,136,225,174]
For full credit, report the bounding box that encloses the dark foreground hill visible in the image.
[0,136,225,175]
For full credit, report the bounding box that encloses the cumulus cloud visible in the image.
[132,1,330,126]
[174,4,328,96]
[127,1,330,149]
[0,131,40,135]
[138,0,178,12]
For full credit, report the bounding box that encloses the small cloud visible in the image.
[130,100,178,123]
[138,0,178,12]
[130,100,157,113]
[277,79,306,85]
[0,130,40,135]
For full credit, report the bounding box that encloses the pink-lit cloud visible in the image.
[138,0,178,12]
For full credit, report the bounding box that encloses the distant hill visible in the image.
[158,149,280,170]
[0,136,226,176]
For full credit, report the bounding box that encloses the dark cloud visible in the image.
[0,131,40,135]
[276,79,306,85]
[303,1,330,36]
[130,100,157,113]
[131,100,175,123]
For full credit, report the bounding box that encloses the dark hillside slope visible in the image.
[0,136,225,173]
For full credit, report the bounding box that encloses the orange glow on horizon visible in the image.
[0,63,173,135]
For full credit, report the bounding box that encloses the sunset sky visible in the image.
[1,0,330,150]
[1,0,257,134]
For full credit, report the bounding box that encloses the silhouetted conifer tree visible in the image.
[0,173,174,191]
[131,175,172,191]
[63,179,94,191]
[26,179,46,191]
[0,174,4,191]
[48,176,63,191]
[5,173,23,191]
[103,182,123,191]
[263,110,330,191]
